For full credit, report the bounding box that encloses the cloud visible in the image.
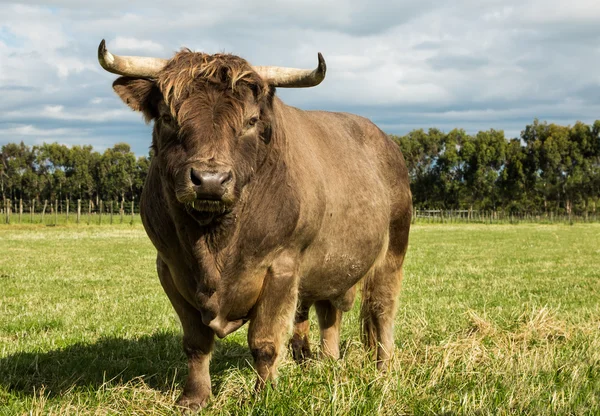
[110,37,164,53]
[426,54,489,71]
[0,0,599,156]
[0,125,85,137]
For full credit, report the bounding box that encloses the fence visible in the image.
[1,198,141,226]
[2,200,599,226]
[412,209,600,224]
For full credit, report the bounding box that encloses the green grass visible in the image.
[1,224,599,415]
[1,212,142,226]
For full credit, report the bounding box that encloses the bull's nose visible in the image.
[190,169,232,200]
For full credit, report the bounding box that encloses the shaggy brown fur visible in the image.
[108,50,412,411]
[157,51,268,126]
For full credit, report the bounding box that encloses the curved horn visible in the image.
[97,39,167,78]
[252,53,326,88]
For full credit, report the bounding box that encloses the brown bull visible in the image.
[98,39,411,410]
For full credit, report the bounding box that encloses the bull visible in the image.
[97,39,412,410]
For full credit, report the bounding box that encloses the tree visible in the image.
[0,142,35,201]
[498,138,528,211]
[432,129,467,209]
[392,129,443,208]
[67,145,101,200]
[460,129,506,210]
[99,143,138,202]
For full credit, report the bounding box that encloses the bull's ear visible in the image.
[112,77,159,121]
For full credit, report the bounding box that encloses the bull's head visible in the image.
[98,40,325,225]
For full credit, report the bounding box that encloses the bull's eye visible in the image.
[161,114,173,124]
[247,117,259,127]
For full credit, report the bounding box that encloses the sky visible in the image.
[1,0,599,155]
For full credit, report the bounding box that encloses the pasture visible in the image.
[1,223,599,415]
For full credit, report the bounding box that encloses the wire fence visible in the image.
[1,200,599,226]
[1,198,141,226]
[412,209,600,224]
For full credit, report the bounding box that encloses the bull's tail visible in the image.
[360,269,379,355]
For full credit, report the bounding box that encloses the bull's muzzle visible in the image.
[190,168,232,200]
[175,167,234,223]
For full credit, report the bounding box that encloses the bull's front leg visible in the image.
[156,257,215,410]
[248,256,299,390]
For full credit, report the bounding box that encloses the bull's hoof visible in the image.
[254,376,277,393]
[290,335,312,364]
[176,394,209,414]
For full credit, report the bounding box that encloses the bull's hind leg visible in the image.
[360,254,406,371]
[290,300,312,363]
[315,300,342,359]
[361,207,410,370]
[156,257,214,410]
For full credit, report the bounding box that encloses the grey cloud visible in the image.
[574,84,600,105]
[413,41,443,50]
[426,54,489,71]
[13,0,436,36]
[0,85,37,92]
[1,0,600,155]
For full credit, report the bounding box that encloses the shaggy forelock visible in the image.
[156,50,268,125]
[151,50,275,198]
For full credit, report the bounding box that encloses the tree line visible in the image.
[393,119,600,214]
[1,119,599,215]
[0,142,148,205]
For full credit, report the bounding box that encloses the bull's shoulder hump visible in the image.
[304,110,371,124]
[302,110,389,145]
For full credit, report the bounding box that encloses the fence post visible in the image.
[55,200,58,225]
[99,200,103,225]
[19,199,23,224]
[30,200,34,224]
[120,197,125,224]
[77,199,81,224]
[110,200,114,224]
[66,199,69,224]
[87,200,92,225]
[131,199,135,225]
[6,199,10,224]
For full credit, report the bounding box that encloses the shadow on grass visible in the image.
[0,331,252,398]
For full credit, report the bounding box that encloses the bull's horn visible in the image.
[98,39,326,87]
[97,39,168,78]
[253,53,326,88]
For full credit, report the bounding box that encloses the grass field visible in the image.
[1,223,599,415]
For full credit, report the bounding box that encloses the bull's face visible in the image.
[112,54,274,225]
[153,82,271,225]
[98,41,325,225]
